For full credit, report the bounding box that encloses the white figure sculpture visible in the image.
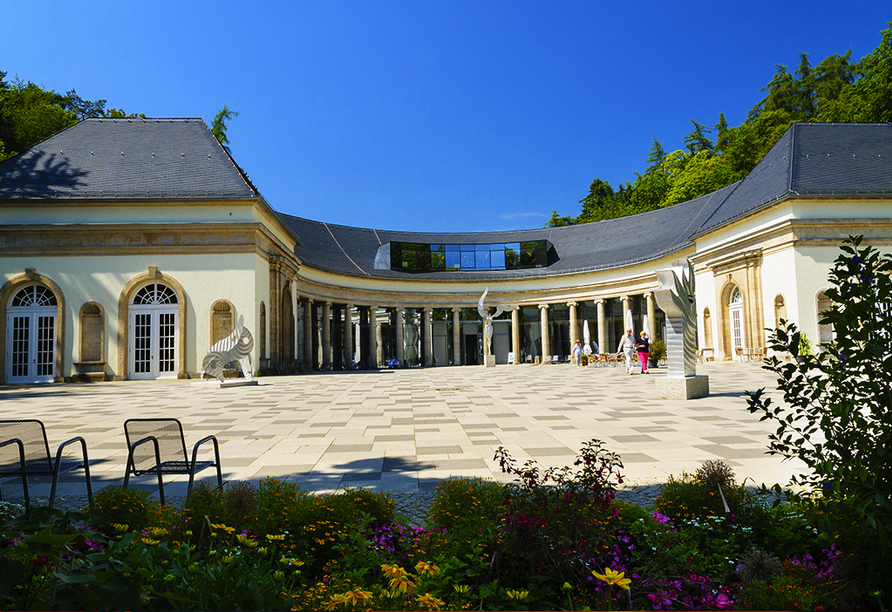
[477,287,514,357]
[202,312,255,382]
[653,259,697,378]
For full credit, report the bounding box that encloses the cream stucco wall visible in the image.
[3,252,264,379]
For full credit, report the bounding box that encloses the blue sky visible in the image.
[3,1,889,233]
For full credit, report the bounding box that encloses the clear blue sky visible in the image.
[3,1,889,233]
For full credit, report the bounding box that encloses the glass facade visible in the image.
[390,240,550,272]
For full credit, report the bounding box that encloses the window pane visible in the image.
[491,249,506,269]
[446,251,461,270]
[477,250,491,270]
[461,251,476,269]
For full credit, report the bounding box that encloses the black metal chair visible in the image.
[123,418,222,505]
[0,419,93,512]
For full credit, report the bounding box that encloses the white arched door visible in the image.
[729,287,744,359]
[6,285,57,383]
[129,283,179,379]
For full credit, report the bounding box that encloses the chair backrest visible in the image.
[0,420,52,473]
[124,419,188,470]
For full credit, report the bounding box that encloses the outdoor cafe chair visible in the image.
[0,419,93,512]
[123,418,222,505]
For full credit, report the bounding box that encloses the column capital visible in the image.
[566,300,577,308]
[396,306,405,314]
[594,298,605,305]
[620,295,630,302]
[642,291,653,299]
[538,303,550,310]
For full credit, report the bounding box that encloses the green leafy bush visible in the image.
[83,485,159,534]
[747,235,892,604]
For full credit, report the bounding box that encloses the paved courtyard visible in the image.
[0,361,807,506]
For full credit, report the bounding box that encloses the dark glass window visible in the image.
[389,240,550,271]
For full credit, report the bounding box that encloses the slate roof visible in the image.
[279,122,892,280]
[0,118,257,199]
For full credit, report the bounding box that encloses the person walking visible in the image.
[617,328,637,374]
[636,331,650,374]
[573,339,582,368]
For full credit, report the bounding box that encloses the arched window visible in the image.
[79,303,104,363]
[817,291,834,344]
[774,294,787,329]
[259,302,267,359]
[7,284,58,382]
[703,307,712,348]
[729,287,744,357]
[129,282,179,379]
[211,301,234,345]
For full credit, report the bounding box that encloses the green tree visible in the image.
[211,104,239,152]
[683,119,713,155]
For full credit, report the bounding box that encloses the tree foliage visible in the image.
[548,21,892,228]
[0,72,144,162]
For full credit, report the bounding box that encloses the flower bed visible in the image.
[0,444,863,611]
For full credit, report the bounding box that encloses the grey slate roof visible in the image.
[0,118,257,199]
[283,122,892,280]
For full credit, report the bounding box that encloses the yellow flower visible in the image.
[415,560,441,577]
[453,584,471,594]
[592,567,631,590]
[221,555,234,565]
[149,527,168,538]
[381,564,408,580]
[342,588,374,606]
[210,522,235,534]
[236,534,259,548]
[266,533,286,541]
[111,523,129,533]
[323,593,346,611]
[415,593,445,610]
[506,589,529,600]
[389,573,417,595]
[140,538,159,545]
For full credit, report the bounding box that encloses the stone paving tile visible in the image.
[0,361,808,502]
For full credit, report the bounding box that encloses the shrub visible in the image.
[83,485,159,533]
[747,235,892,604]
[428,477,506,530]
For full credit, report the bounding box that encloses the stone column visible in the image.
[452,307,462,366]
[395,307,405,367]
[303,298,314,366]
[568,300,578,344]
[596,298,606,354]
[621,295,631,333]
[423,307,433,366]
[375,313,384,368]
[511,306,521,364]
[539,303,550,359]
[369,305,380,370]
[321,301,332,370]
[645,292,656,339]
[344,303,354,369]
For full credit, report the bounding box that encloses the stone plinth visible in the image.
[483,354,497,368]
[192,379,259,389]
[655,375,709,400]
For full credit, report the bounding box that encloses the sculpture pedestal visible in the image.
[655,375,709,400]
[192,379,259,389]
[483,354,497,368]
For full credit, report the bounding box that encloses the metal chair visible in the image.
[0,419,92,512]
[123,418,222,505]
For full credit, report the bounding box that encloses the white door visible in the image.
[729,288,744,359]
[6,285,57,383]
[129,283,179,379]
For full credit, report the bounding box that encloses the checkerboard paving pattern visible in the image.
[0,361,807,504]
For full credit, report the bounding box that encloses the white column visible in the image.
[452,307,462,366]
[321,301,331,370]
[596,298,606,355]
[539,303,550,358]
[423,307,433,366]
[369,305,379,368]
[511,306,520,364]
[396,307,405,366]
[344,304,354,369]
